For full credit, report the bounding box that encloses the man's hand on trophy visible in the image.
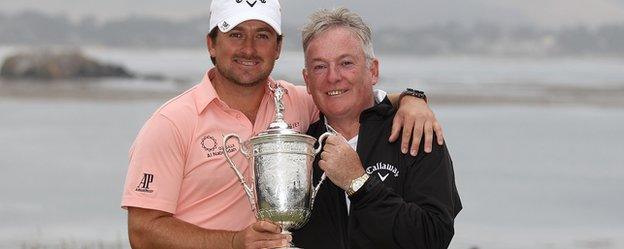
[232,220,291,249]
[318,135,366,191]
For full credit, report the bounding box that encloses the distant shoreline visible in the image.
[0,80,178,101]
[2,79,623,108]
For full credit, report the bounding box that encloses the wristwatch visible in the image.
[400,88,427,103]
[347,173,370,196]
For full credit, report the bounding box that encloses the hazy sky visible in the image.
[1,0,624,28]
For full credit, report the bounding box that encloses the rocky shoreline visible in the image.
[0,49,133,79]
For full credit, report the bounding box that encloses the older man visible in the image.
[121,1,445,249]
[292,8,462,249]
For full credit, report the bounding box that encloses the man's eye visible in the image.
[229,33,243,38]
[257,34,269,39]
[313,65,326,70]
[341,61,353,66]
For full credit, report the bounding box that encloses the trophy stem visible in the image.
[279,230,301,249]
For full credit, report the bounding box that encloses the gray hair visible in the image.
[301,7,375,63]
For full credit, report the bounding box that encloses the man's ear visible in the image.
[369,58,379,86]
[275,37,283,60]
[302,68,311,94]
[206,34,216,57]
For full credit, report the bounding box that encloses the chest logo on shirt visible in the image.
[201,135,218,151]
[366,162,399,182]
[201,135,237,158]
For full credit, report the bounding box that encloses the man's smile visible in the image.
[234,58,260,67]
[327,89,348,96]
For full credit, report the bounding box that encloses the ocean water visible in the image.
[3,46,624,92]
[0,99,622,248]
[1,47,624,248]
[443,105,624,249]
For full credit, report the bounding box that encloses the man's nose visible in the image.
[239,37,257,56]
[327,65,341,84]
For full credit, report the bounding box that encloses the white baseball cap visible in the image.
[209,0,282,35]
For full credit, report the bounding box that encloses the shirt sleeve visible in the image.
[349,141,462,249]
[120,113,187,214]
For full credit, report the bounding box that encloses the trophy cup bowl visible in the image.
[223,131,331,249]
[223,82,331,248]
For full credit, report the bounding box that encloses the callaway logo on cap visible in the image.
[236,0,266,7]
[209,0,282,35]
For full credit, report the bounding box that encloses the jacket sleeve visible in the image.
[349,142,462,249]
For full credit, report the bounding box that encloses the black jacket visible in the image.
[292,97,462,249]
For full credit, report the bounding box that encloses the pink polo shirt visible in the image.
[121,68,318,231]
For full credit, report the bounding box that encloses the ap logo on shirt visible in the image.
[135,173,154,193]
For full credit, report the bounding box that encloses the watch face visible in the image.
[353,179,364,189]
[348,174,369,196]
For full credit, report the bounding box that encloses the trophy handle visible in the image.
[310,132,333,209]
[222,133,257,214]
[313,132,332,155]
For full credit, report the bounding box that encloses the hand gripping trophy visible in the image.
[223,82,331,249]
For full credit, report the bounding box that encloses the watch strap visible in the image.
[400,88,427,103]
[347,173,370,196]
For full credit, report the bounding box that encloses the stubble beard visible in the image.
[216,59,275,88]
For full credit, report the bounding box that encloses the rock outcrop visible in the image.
[1,49,134,79]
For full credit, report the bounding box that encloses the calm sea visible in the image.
[0,47,623,248]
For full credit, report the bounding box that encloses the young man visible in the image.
[121,1,444,248]
[292,8,462,248]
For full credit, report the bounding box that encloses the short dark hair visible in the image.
[207,28,284,66]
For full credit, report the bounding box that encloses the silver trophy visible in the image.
[223,82,331,249]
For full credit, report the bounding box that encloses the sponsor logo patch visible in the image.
[201,135,238,158]
[135,173,154,193]
[365,162,399,182]
[235,0,267,8]
[220,21,230,30]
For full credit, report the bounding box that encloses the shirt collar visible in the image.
[373,89,387,104]
[193,68,276,115]
[193,68,219,115]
